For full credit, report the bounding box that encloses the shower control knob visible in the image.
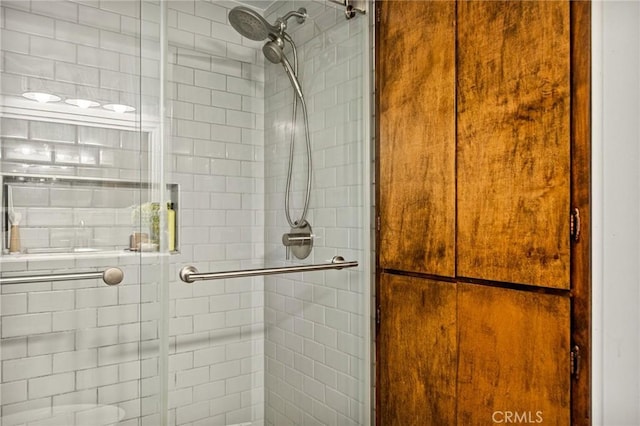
[282,222,313,260]
[282,233,312,246]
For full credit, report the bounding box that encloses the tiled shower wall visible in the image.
[164,0,266,424]
[263,2,368,425]
[0,0,267,425]
[0,1,164,425]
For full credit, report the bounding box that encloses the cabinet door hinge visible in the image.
[570,344,581,380]
[570,208,581,242]
[376,305,381,327]
[376,215,381,232]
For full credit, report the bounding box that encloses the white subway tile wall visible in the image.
[263,1,367,425]
[0,255,161,425]
[1,1,368,425]
[165,0,266,422]
[0,1,163,425]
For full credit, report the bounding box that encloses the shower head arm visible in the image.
[281,8,307,24]
[275,7,307,31]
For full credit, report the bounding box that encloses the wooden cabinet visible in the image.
[457,284,571,425]
[456,1,571,289]
[379,0,571,289]
[377,275,571,425]
[377,274,457,425]
[376,0,590,424]
[378,0,456,277]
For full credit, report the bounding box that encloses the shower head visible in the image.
[229,6,306,100]
[228,6,278,41]
[263,40,283,64]
[228,6,307,42]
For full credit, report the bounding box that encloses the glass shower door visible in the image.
[0,1,167,424]
[164,0,372,424]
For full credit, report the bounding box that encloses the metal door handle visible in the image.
[0,267,125,286]
[180,256,358,283]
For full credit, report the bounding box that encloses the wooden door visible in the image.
[456,0,571,289]
[377,0,456,277]
[457,284,571,425]
[377,273,457,425]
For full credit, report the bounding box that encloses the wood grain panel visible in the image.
[456,1,571,288]
[377,273,457,425]
[457,283,571,425]
[377,0,456,276]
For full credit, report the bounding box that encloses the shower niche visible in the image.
[0,114,179,256]
[1,174,180,256]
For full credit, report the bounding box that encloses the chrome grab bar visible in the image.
[0,267,124,286]
[179,256,358,283]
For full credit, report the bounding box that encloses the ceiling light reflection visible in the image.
[66,99,100,109]
[22,92,61,103]
[103,104,136,113]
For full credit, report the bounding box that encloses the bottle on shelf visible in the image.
[167,202,176,252]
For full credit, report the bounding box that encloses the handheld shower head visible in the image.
[262,40,304,100]
[262,40,284,64]
[227,7,311,234]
